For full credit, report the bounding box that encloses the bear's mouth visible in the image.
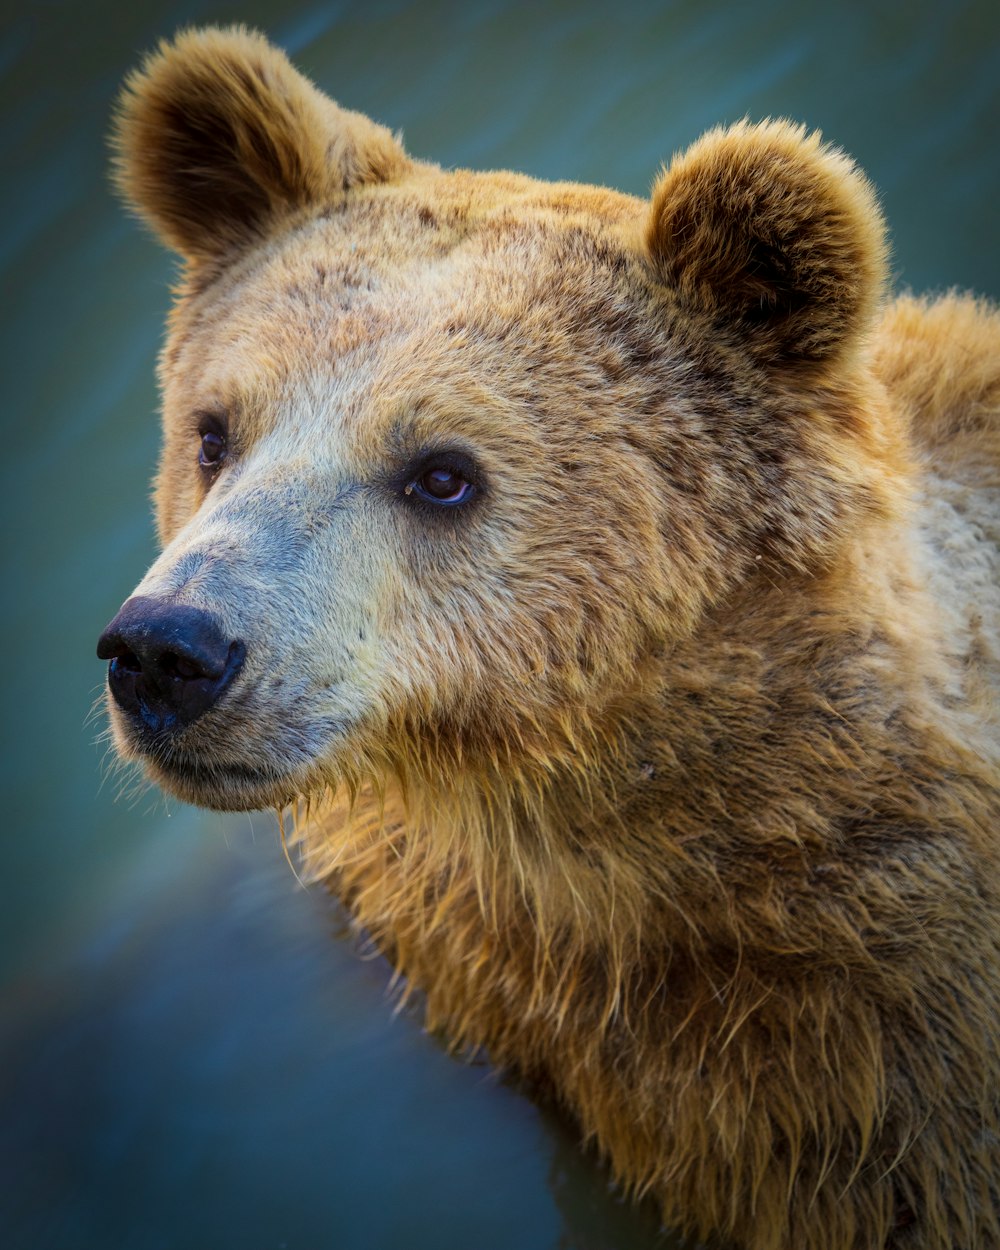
[144,751,303,812]
[106,693,352,812]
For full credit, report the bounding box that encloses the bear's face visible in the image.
[116,188,702,810]
[100,28,892,813]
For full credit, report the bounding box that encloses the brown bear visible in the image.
[98,26,1000,1250]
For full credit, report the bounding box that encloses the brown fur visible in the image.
[106,27,1000,1250]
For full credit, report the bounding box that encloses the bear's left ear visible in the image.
[645,120,887,366]
[112,26,412,267]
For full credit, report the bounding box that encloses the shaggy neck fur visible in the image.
[300,499,999,1249]
[298,505,1000,1250]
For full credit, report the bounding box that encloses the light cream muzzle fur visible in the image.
[106,417,395,812]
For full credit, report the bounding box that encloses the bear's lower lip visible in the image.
[146,753,301,811]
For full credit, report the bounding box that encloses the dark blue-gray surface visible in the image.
[1,2,997,1247]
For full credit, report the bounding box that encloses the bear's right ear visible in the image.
[112,26,411,266]
[645,120,887,368]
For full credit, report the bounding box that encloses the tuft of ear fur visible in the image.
[112,26,411,264]
[646,119,888,366]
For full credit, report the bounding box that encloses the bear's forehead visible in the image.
[166,171,656,374]
[158,171,716,458]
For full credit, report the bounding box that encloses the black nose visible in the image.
[97,595,246,733]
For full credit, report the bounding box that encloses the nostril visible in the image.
[109,648,209,682]
[110,647,142,675]
[169,655,205,681]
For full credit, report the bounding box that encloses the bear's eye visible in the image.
[199,431,226,466]
[196,414,228,474]
[406,465,476,506]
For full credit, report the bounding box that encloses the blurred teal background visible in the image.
[1,2,997,1248]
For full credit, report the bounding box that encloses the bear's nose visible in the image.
[97,595,246,733]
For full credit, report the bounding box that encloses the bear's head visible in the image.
[99,27,894,817]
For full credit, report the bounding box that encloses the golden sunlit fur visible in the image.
[107,27,1000,1250]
